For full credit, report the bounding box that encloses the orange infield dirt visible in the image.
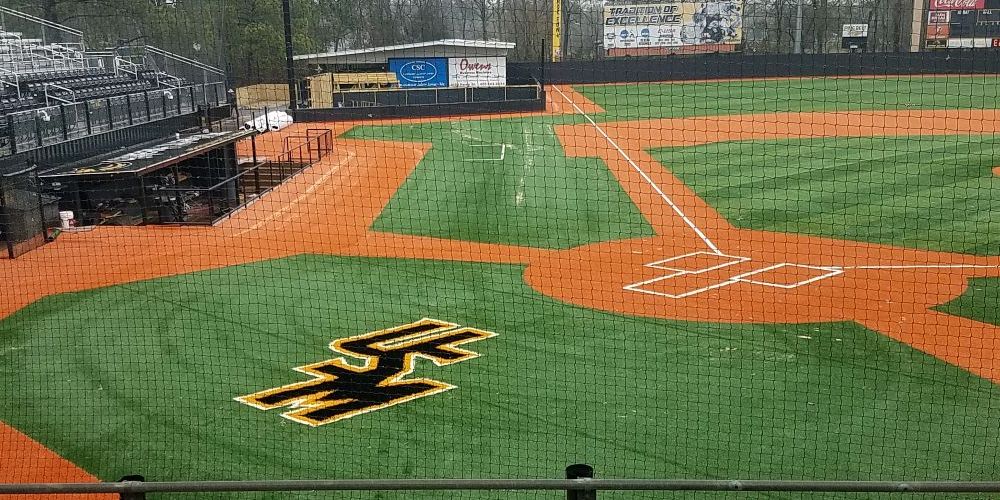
[2,85,1000,488]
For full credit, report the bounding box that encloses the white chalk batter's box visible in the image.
[625,252,843,299]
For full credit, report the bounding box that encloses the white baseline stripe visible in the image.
[233,152,355,237]
[552,85,721,254]
[844,265,1000,270]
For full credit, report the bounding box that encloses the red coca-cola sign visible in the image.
[929,0,984,9]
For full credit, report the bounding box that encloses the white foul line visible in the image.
[843,264,1000,270]
[551,85,722,254]
[232,152,355,237]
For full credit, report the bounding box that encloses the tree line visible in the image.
[4,0,916,84]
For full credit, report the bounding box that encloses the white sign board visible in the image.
[603,1,743,49]
[842,24,869,37]
[448,57,507,87]
[604,25,685,48]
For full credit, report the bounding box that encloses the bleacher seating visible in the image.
[0,9,227,158]
[0,27,197,111]
[0,95,37,113]
[0,35,87,74]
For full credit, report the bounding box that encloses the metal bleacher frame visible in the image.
[0,6,231,165]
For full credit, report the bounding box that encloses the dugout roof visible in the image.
[38,129,254,179]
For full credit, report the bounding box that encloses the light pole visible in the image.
[794,0,804,53]
[281,0,297,111]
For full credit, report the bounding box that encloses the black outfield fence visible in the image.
[510,50,1000,85]
[329,85,542,108]
[297,85,545,122]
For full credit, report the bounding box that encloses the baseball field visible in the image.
[1,75,1000,498]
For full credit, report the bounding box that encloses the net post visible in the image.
[0,172,12,259]
[118,475,145,500]
[566,464,595,500]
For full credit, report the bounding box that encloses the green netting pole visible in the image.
[566,464,596,500]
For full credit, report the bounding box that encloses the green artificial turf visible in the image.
[1,255,999,500]
[344,118,655,249]
[4,76,1000,499]
[651,135,1000,255]
[938,277,1000,325]
[341,77,1000,251]
[576,76,1000,119]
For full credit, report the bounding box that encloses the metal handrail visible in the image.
[158,74,184,88]
[3,479,1000,495]
[43,82,76,105]
[145,45,224,76]
[114,57,139,78]
[0,6,85,41]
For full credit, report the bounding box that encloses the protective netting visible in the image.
[1,0,999,499]
[0,166,47,258]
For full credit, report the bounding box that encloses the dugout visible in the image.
[37,128,254,227]
[32,125,333,231]
[293,39,545,118]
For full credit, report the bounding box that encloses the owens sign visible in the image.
[448,57,507,87]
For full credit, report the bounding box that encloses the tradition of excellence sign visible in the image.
[929,0,984,9]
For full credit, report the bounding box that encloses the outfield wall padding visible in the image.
[511,50,1000,85]
[295,96,546,122]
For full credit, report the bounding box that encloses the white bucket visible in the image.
[59,211,75,230]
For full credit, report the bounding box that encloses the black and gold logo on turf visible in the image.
[235,318,496,426]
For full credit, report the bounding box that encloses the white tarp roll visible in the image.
[244,111,290,133]
[268,111,294,131]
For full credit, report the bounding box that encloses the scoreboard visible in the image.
[926,0,1000,48]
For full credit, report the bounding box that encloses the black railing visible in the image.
[3,470,1000,498]
[3,82,227,156]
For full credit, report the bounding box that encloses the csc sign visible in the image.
[388,58,449,88]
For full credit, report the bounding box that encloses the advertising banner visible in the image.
[448,57,507,87]
[841,24,869,37]
[929,0,984,10]
[603,1,743,49]
[926,23,951,39]
[926,4,1000,47]
[388,58,449,88]
[928,10,951,23]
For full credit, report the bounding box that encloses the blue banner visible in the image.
[389,58,449,88]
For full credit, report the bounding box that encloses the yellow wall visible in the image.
[235,84,290,108]
[307,74,334,108]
